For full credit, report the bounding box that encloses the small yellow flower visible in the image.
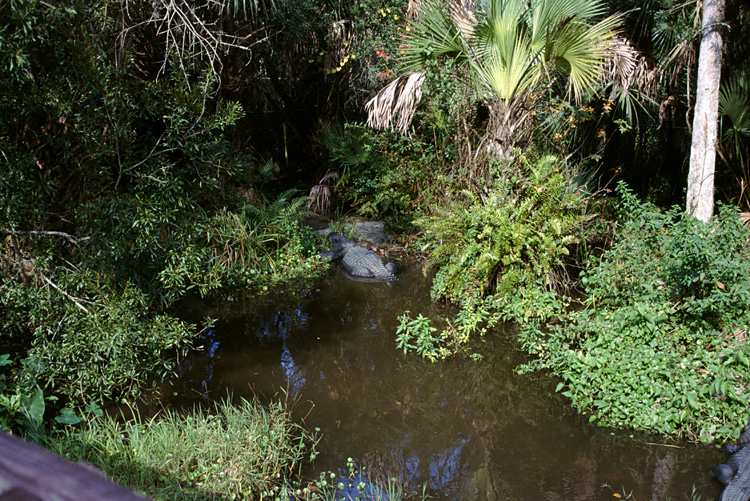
[394,14,398,20]
[405,26,411,32]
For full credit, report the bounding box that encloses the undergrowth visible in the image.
[47,397,312,500]
[398,174,750,443]
[517,183,750,442]
[396,153,596,361]
[418,153,595,304]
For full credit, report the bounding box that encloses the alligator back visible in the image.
[717,420,750,501]
[341,246,398,281]
[326,233,397,282]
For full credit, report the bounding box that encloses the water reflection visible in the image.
[172,267,725,500]
[280,341,306,397]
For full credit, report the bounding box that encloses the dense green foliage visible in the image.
[399,180,750,442]
[0,0,326,435]
[2,269,191,404]
[419,154,596,303]
[2,0,750,491]
[395,152,596,360]
[320,123,447,226]
[517,184,750,442]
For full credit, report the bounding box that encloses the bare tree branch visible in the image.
[0,230,87,245]
[39,273,90,314]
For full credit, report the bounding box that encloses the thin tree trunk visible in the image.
[686,0,725,222]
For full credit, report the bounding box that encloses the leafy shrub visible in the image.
[517,183,750,442]
[419,153,596,305]
[158,190,325,300]
[396,300,499,362]
[396,312,446,362]
[0,0,330,440]
[0,354,46,440]
[0,266,194,406]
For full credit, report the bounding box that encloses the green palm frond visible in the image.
[384,0,621,144]
[242,189,309,230]
[320,123,372,170]
[473,35,538,102]
[401,1,466,72]
[720,77,750,144]
[551,14,620,101]
[719,77,750,200]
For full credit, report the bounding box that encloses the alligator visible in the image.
[716,417,750,501]
[320,233,398,282]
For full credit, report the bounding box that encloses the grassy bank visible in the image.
[47,397,313,500]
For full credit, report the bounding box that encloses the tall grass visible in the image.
[47,397,313,500]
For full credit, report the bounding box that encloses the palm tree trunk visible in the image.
[686,0,725,222]
[487,100,514,158]
[486,99,532,160]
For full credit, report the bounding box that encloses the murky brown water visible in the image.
[169,264,726,500]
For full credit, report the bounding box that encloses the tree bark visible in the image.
[686,0,725,222]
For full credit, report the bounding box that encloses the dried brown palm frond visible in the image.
[601,35,659,122]
[308,170,339,214]
[659,95,678,127]
[318,169,340,185]
[308,184,333,215]
[365,72,426,136]
[449,0,477,40]
[407,0,422,20]
[605,36,638,92]
[605,36,658,100]
[732,327,748,343]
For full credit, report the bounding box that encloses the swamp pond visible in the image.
[170,263,727,500]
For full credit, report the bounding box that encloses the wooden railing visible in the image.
[0,432,147,500]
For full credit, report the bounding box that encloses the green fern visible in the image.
[420,154,595,304]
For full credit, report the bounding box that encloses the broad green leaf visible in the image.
[55,407,83,426]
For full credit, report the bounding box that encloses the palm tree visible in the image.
[718,77,750,209]
[367,0,622,157]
